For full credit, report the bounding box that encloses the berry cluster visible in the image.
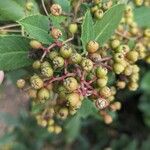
[16,2,150,133]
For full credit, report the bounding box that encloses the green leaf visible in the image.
[141,71,150,92]
[134,7,150,28]
[18,15,53,44]
[54,0,71,13]
[0,0,39,21]
[94,4,125,45]
[0,133,15,146]
[81,11,94,50]
[0,35,32,71]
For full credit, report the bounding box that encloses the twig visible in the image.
[0,24,20,30]
[63,36,74,45]
[1,29,21,33]
[41,0,49,16]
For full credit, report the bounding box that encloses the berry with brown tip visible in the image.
[53,56,64,68]
[16,79,26,89]
[30,40,42,49]
[81,58,93,72]
[87,41,99,53]
[60,44,73,58]
[50,4,62,16]
[37,88,50,101]
[51,27,62,39]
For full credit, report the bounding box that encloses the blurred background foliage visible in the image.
[0,0,150,150]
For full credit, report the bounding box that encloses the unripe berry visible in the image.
[70,53,82,64]
[104,114,113,124]
[90,53,101,63]
[66,93,80,107]
[96,66,108,78]
[113,63,125,74]
[134,0,143,6]
[110,86,117,95]
[60,44,73,58]
[47,126,54,133]
[28,89,37,99]
[69,108,77,115]
[49,51,59,60]
[48,119,55,126]
[91,5,98,13]
[37,88,50,101]
[128,82,138,91]
[64,77,78,92]
[68,23,78,34]
[41,61,51,68]
[93,0,101,4]
[30,75,44,89]
[51,27,62,39]
[50,4,62,16]
[54,125,62,134]
[126,51,139,63]
[130,73,139,82]
[144,28,150,38]
[99,86,111,98]
[117,44,130,54]
[30,40,42,49]
[116,80,126,89]
[94,9,104,19]
[132,65,140,73]
[113,53,124,63]
[26,2,33,11]
[111,39,120,49]
[97,77,108,87]
[130,27,139,35]
[58,107,69,120]
[102,0,113,10]
[53,56,64,68]
[32,60,41,69]
[87,41,99,53]
[41,66,53,78]
[124,65,133,76]
[81,58,93,72]
[16,79,26,89]
[39,119,47,127]
[58,86,68,99]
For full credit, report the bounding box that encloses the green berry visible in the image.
[128,82,138,91]
[99,86,111,98]
[66,92,80,107]
[64,77,78,92]
[113,53,124,63]
[68,23,78,34]
[38,88,50,101]
[54,125,62,134]
[97,77,108,87]
[91,5,99,13]
[30,75,44,90]
[70,53,82,64]
[53,56,64,68]
[49,51,59,60]
[134,0,143,6]
[41,61,51,68]
[144,28,150,37]
[94,9,104,19]
[87,41,99,53]
[41,66,53,78]
[58,107,69,120]
[26,2,33,11]
[60,45,73,58]
[117,45,130,54]
[103,0,113,10]
[81,58,93,72]
[126,51,139,63]
[16,79,26,89]
[96,66,108,78]
[113,63,125,74]
[124,65,133,76]
[111,39,120,49]
[30,40,42,49]
[32,60,41,69]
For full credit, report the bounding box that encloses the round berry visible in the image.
[30,75,44,90]
[49,51,59,60]
[26,2,33,11]
[113,63,125,74]
[37,88,50,101]
[60,44,73,58]
[99,86,111,98]
[90,53,101,63]
[91,5,98,13]
[96,66,108,78]
[41,66,53,78]
[113,53,124,63]
[87,41,99,53]
[30,40,42,49]
[70,53,82,64]
[134,0,143,6]
[111,39,120,49]
[47,126,54,133]
[28,89,37,99]
[51,27,62,39]
[117,44,130,54]
[32,60,41,69]
[64,77,78,92]
[102,0,113,10]
[68,23,78,34]
[66,93,80,107]
[144,28,150,37]
[53,56,64,68]
[116,80,126,89]
[128,82,138,91]
[81,58,93,72]
[97,77,108,87]
[41,61,51,68]
[50,4,62,16]
[94,9,104,19]
[58,107,69,120]
[54,125,62,134]
[16,79,26,89]
[126,51,139,63]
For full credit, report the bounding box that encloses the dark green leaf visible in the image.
[0,35,32,71]
[18,15,53,44]
[134,7,150,28]
[81,11,94,50]
[94,4,125,45]
[0,133,15,146]
[141,71,150,92]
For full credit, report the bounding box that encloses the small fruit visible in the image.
[128,82,138,91]
[47,126,54,133]
[49,51,59,60]
[32,60,41,69]
[90,53,101,63]
[30,75,44,90]
[50,4,62,16]
[91,5,98,13]
[41,66,53,78]
[116,81,126,89]
[53,56,64,68]
[60,45,73,58]
[96,67,108,78]
[111,39,120,49]
[144,28,150,37]
[94,9,104,19]
[16,79,26,88]
[66,93,80,107]
[99,86,111,98]
[81,58,93,72]
[97,77,108,87]
[58,107,69,120]
[64,77,78,92]
[113,63,125,74]
[117,44,130,54]
[102,0,113,10]
[41,61,51,68]
[134,0,143,6]
[126,51,139,63]
[51,27,62,39]
[68,23,78,34]
[54,125,62,134]
[30,40,42,49]
[70,53,82,64]
[28,89,37,99]
[87,41,99,53]
[26,2,33,11]
[37,88,50,101]
[114,53,124,63]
